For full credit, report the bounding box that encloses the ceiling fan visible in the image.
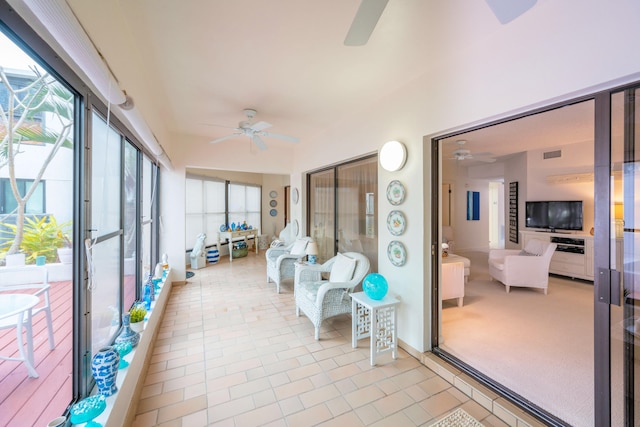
[344,0,537,46]
[449,140,496,163]
[209,109,299,150]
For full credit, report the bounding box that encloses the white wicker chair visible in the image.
[295,252,370,340]
[266,237,312,293]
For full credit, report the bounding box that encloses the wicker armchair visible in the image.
[295,252,370,340]
[266,237,312,293]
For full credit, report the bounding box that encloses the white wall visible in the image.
[161,1,640,352]
[526,141,595,232]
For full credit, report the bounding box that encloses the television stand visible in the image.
[520,230,594,281]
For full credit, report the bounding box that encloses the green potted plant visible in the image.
[129,304,147,333]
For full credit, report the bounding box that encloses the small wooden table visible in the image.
[350,291,400,366]
[219,228,259,262]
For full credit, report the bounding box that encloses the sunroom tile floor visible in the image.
[131,252,540,426]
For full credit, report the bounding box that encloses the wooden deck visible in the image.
[0,280,73,427]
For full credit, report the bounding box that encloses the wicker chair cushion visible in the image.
[297,280,323,302]
[329,253,356,282]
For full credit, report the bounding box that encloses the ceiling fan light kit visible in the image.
[209,109,299,150]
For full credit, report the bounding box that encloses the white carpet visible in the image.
[428,408,483,427]
[440,251,594,427]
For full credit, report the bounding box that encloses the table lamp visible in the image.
[307,241,319,264]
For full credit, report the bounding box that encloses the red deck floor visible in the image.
[0,280,73,427]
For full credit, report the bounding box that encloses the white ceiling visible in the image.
[54,0,588,157]
[11,0,596,163]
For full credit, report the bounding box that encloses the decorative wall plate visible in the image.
[386,180,405,205]
[219,224,227,232]
[269,190,278,198]
[292,219,299,237]
[386,210,406,236]
[292,187,299,204]
[269,209,277,216]
[270,200,277,207]
[387,240,407,267]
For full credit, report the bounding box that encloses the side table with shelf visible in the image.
[350,291,400,366]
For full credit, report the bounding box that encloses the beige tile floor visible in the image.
[131,252,532,427]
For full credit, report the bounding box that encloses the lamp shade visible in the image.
[380,141,407,171]
[306,242,319,256]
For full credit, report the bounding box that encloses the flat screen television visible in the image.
[525,201,583,231]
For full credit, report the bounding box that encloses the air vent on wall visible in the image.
[543,150,562,159]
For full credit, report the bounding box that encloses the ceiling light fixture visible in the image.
[380,140,407,171]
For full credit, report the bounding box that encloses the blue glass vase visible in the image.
[114,313,140,348]
[362,273,388,300]
[91,346,120,397]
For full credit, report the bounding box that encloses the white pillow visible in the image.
[290,239,308,256]
[524,239,545,256]
[330,253,357,282]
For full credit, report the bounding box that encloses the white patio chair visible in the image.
[0,265,56,350]
[295,252,370,340]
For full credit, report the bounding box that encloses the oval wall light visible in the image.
[379,140,407,171]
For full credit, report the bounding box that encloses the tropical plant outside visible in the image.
[0,65,74,262]
[0,214,71,263]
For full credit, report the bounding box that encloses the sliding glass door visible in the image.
[602,87,640,426]
[307,155,378,268]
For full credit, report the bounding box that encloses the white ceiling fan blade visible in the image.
[251,121,272,132]
[261,131,300,143]
[344,0,389,46]
[210,133,240,144]
[252,135,268,150]
[485,0,537,24]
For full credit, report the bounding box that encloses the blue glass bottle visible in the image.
[142,274,154,310]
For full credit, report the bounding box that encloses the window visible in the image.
[0,178,45,214]
[185,176,260,250]
[229,182,260,231]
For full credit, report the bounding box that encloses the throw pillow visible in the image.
[330,253,357,282]
[519,250,539,256]
[290,239,308,255]
[523,239,545,256]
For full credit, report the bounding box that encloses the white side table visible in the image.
[350,291,400,366]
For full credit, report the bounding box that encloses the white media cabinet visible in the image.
[520,230,594,281]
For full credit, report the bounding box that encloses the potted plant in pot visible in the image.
[129,304,147,333]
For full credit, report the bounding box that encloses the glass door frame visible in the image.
[429,83,640,426]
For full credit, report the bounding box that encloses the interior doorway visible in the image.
[434,98,597,426]
[488,181,504,249]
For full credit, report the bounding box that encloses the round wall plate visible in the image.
[269,190,278,198]
[270,199,277,207]
[269,209,277,216]
[292,187,299,204]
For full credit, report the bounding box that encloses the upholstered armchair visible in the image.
[266,237,312,293]
[488,239,557,294]
[295,252,370,340]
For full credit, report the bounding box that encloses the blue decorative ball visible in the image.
[363,273,388,300]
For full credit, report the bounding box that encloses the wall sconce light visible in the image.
[306,241,319,264]
[380,140,407,171]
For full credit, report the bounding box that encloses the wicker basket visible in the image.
[232,241,248,258]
